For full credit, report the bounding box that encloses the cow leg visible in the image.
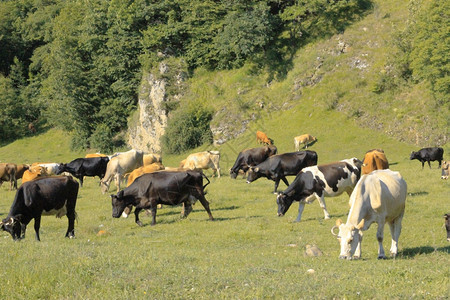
[281,177,290,188]
[421,161,424,169]
[134,207,144,227]
[196,194,214,221]
[354,234,363,259]
[317,195,331,220]
[427,161,431,169]
[295,202,306,222]
[181,203,193,218]
[65,210,76,239]
[122,205,132,218]
[114,174,121,193]
[389,216,403,258]
[376,222,386,259]
[78,176,84,187]
[34,216,41,241]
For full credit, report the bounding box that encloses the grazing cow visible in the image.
[180,151,221,178]
[55,157,110,187]
[230,145,278,179]
[22,166,47,183]
[331,169,407,259]
[0,176,79,241]
[15,164,30,180]
[143,153,162,166]
[294,134,317,151]
[441,161,449,179]
[410,147,444,169]
[256,131,273,145]
[444,214,450,241]
[111,170,214,226]
[100,149,144,194]
[276,158,363,221]
[125,162,165,187]
[0,163,17,190]
[247,151,318,193]
[362,149,389,175]
[31,162,61,175]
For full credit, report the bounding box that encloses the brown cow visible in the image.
[15,164,30,180]
[22,166,47,183]
[125,163,165,187]
[0,163,17,190]
[179,151,221,177]
[362,149,389,175]
[256,131,273,145]
[143,154,162,166]
[85,153,109,158]
[294,134,317,150]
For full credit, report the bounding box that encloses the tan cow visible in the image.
[362,149,389,175]
[256,131,273,145]
[143,153,162,166]
[85,153,109,158]
[441,161,449,179]
[125,162,165,187]
[0,163,17,190]
[15,164,30,180]
[100,149,144,194]
[294,134,317,151]
[179,151,221,177]
[22,166,47,183]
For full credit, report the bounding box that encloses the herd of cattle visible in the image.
[0,132,448,259]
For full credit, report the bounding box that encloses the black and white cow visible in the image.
[410,147,444,169]
[1,176,79,241]
[276,158,363,222]
[230,145,278,179]
[56,157,109,186]
[111,170,214,226]
[246,150,318,193]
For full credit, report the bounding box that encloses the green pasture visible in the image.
[0,98,449,299]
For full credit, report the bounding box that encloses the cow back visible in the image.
[362,150,389,175]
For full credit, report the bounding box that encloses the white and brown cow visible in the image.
[331,169,407,259]
[100,149,144,194]
[179,151,221,178]
[276,158,362,222]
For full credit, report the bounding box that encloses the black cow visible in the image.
[410,147,444,169]
[111,170,214,226]
[0,176,79,241]
[445,214,450,242]
[230,145,278,179]
[246,150,318,193]
[56,157,109,186]
[276,158,362,222]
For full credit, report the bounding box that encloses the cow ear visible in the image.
[356,219,365,230]
[335,219,343,226]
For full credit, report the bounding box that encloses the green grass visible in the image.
[0,95,449,299]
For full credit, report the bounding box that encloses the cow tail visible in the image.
[202,172,210,190]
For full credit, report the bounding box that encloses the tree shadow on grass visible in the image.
[399,245,450,258]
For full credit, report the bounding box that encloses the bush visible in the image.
[162,105,213,154]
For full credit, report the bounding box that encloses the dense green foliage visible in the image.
[0,0,371,150]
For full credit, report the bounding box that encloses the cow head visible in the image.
[229,169,238,179]
[100,180,110,194]
[246,167,261,183]
[409,151,418,160]
[276,192,295,217]
[1,216,24,241]
[332,219,364,260]
[111,190,127,218]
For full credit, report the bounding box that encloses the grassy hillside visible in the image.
[182,0,447,148]
[0,95,448,298]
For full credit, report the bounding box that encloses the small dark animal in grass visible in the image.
[111,170,214,226]
[246,150,318,193]
[445,214,450,242]
[230,145,277,179]
[276,158,362,222]
[441,161,449,179]
[410,147,444,169]
[56,157,109,187]
[1,176,79,241]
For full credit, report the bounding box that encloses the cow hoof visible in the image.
[137,221,144,227]
[352,256,360,260]
[377,255,387,260]
[324,216,331,220]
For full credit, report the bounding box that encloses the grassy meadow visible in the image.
[0,97,449,299]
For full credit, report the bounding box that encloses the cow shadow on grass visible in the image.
[399,245,450,258]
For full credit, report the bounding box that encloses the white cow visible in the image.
[31,162,61,175]
[179,151,221,178]
[100,149,144,194]
[332,169,407,260]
